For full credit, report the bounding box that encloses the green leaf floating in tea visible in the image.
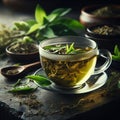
[66,43,87,54]
[66,43,75,54]
[44,42,90,54]
[27,75,51,86]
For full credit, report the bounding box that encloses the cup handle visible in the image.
[94,49,112,75]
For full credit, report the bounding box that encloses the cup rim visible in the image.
[39,36,98,61]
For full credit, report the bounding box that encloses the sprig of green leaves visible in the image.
[0,4,85,58]
[112,45,120,61]
[13,4,85,42]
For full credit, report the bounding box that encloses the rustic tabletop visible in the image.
[1,58,120,120]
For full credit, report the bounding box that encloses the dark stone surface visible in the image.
[0,101,23,120]
[0,58,120,120]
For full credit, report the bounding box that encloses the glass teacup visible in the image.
[39,36,112,89]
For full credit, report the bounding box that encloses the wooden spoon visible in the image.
[0,61,41,79]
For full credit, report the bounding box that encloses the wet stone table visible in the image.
[1,58,120,120]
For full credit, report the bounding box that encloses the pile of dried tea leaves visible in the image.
[8,42,38,54]
[91,6,120,17]
[0,24,21,57]
[92,25,120,35]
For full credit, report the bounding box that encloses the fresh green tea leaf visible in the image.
[58,18,85,30]
[44,45,66,51]
[112,55,120,61]
[54,8,71,17]
[42,27,57,38]
[44,45,66,53]
[35,4,46,25]
[66,43,75,54]
[27,75,51,86]
[26,19,37,27]
[8,85,36,93]
[118,80,120,88]
[47,8,71,22]
[51,23,78,36]
[112,45,120,61]
[43,17,50,24]
[13,21,30,32]
[66,43,87,54]
[27,23,40,34]
[114,45,119,55]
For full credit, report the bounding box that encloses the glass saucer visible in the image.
[33,68,108,94]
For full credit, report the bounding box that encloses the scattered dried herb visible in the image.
[23,97,43,109]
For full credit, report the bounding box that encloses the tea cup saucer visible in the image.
[33,68,107,94]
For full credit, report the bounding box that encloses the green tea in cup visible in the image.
[39,36,112,88]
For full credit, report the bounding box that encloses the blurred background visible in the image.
[1,0,120,13]
[0,0,119,26]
